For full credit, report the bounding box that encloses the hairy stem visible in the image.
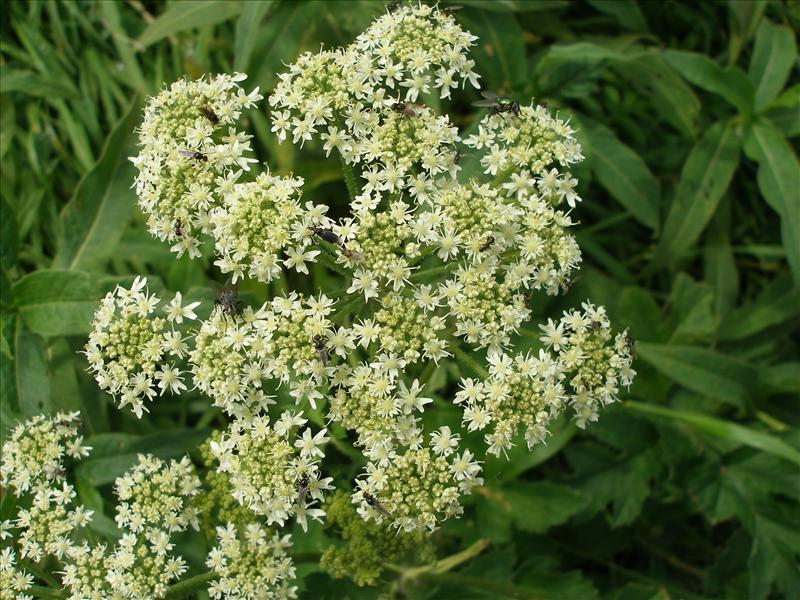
[339,153,360,202]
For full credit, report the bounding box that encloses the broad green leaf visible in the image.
[587,0,647,31]
[481,482,588,533]
[742,120,800,286]
[727,0,766,65]
[655,120,740,266]
[138,1,244,48]
[11,270,114,337]
[233,1,276,72]
[458,9,527,90]
[718,288,800,341]
[582,118,660,229]
[625,401,800,467]
[748,20,798,111]
[533,42,630,95]
[0,67,76,99]
[53,97,140,271]
[663,49,754,114]
[582,449,657,527]
[637,343,756,410]
[75,429,210,485]
[0,197,18,271]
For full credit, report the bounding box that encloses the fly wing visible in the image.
[472,98,498,107]
[481,90,499,100]
[178,148,195,158]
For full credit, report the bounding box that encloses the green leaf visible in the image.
[742,120,800,286]
[582,449,657,527]
[625,401,800,467]
[718,288,800,341]
[748,20,798,111]
[0,197,18,272]
[233,1,276,72]
[655,120,741,266]
[582,117,660,229]
[53,97,140,271]
[636,343,756,410]
[663,49,754,114]
[587,0,647,31]
[457,9,527,90]
[0,67,76,99]
[137,1,244,48]
[11,270,112,337]
[727,0,766,65]
[483,482,588,533]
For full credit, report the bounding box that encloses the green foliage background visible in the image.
[1,1,798,598]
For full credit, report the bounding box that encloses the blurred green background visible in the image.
[1,1,799,599]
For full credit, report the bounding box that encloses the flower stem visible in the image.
[338,152,360,202]
[163,571,218,599]
[28,586,64,599]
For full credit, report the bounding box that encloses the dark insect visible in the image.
[472,91,521,116]
[391,101,421,117]
[452,146,464,164]
[313,335,329,367]
[214,282,240,316]
[386,0,401,13]
[296,473,310,507]
[178,148,207,162]
[174,219,184,238]
[480,235,495,252]
[587,320,603,332]
[625,334,637,360]
[312,227,342,246]
[43,464,66,479]
[340,245,365,263]
[198,104,219,125]
[363,492,391,518]
[441,4,463,14]
[562,274,580,293]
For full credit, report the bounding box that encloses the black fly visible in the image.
[480,236,495,252]
[624,334,637,360]
[340,245,364,263]
[472,91,521,116]
[198,104,219,125]
[214,282,240,317]
[178,148,208,162]
[296,473,310,507]
[363,492,391,518]
[391,101,422,117]
[313,335,329,367]
[174,219,184,238]
[312,227,342,246]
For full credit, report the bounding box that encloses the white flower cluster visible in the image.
[269,3,476,195]
[84,277,197,417]
[0,414,195,599]
[114,454,201,534]
[211,172,330,283]
[131,73,262,258]
[353,426,482,532]
[455,303,636,456]
[210,412,332,532]
[207,524,297,600]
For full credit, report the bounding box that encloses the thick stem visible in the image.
[163,571,218,599]
[28,586,65,599]
[339,152,360,202]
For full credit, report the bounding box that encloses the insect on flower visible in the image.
[391,101,423,117]
[441,4,463,14]
[313,335,329,367]
[624,333,637,360]
[363,492,391,519]
[296,472,310,507]
[198,104,219,125]
[213,281,240,316]
[472,91,521,116]
[480,236,495,251]
[340,245,364,263]
[386,0,401,14]
[312,227,342,246]
[174,219,184,238]
[178,148,208,162]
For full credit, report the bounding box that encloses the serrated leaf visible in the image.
[53,97,140,271]
[655,120,740,266]
[637,343,755,410]
[742,120,800,286]
[479,482,588,534]
[663,49,754,114]
[748,20,798,111]
[625,401,800,466]
[582,118,660,229]
[137,1,243,48]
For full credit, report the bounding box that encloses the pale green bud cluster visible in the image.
[372,291,448,364]
[84,277,194,418]
[353,428,482,532]
[212,172,330,283]
[320,490,434,587]
[132,73,262,257]
[0,411,89,493]
[328,367,430,449]
[105,533,188,600]
[207,523,297,600]
[209,412,332,531]
[189,306,276,418]
[16,485,84,561]
[114,454,201,534]
[61,544,121,600]
[0,548,33,600]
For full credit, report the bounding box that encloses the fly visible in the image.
[313,335,329,367]
[178,148,207,162]
[213,281,240,316]
[312,227,342,246]
[472,91,521,116]
[363,492,391,519]
[480,235,495,252]
[391,101,422,117]
[198,104,219,125]
[296,473,310,507]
